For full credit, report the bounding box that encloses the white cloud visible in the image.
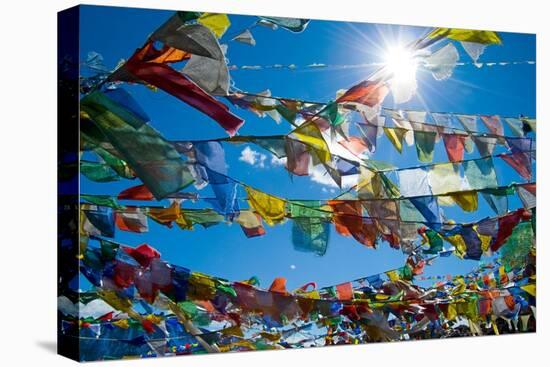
[239,146,267,168]
[309,164,358,189]
[290,264,296,270]
[270,155,287,166]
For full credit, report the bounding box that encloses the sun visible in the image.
[383,45,418,84]
[383,45,419,103]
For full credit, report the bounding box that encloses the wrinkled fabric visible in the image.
[338,137,369,156]
[81,205,115,238]
[393,119,414,146]
[423,43,459,80]
[121,42,243,136]
[80,161,120,182]
[449,191,478,212]
[328,200,377,247]
[81,91,195,200]
[116,208,149,233]
[290,122,331,164]
[383,127,407,153]
[336,282,354,300]
[197,13,231,38]
[463,157,497,190]
[413,129,437,162]
[517,184,536,209]
[151,17,223,59]
[428,163,463,195]
[427,28,502,45]
[480,115,504,136]
[492,210,528,251]
[194,142,240,218]
[456,114,478,132]
[235,210,266,238]
[460,41,486,63]
[504,118,525,137]
[118,184,155,201]
[442,133,466,162]
[336,80,389,107]
[289,201,331,255]
[245,187,286,225]
[481,189,509,215]
[471,136,498,156]
[284,139,311,176]
[500,152,532,180]
[398,167,432,197]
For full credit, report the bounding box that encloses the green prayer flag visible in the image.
[81,91,195,200]
[80,161,120,182]
[413,130,437,163]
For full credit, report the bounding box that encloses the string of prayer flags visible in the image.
[258,17,310,33]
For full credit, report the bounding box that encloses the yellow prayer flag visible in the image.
[521,283,536,297]
[197,13,231,38]
[427,28,502,45]
[112,319,129,329]
[445,304,457,320]
[386,270,400,282]
[290,121,331,163]
[383,127,405,153]
[245,186,286,225]
[357,168,383,199]
[449,191,478,212]
[445,234,467,258]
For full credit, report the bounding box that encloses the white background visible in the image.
[0,0,547,365]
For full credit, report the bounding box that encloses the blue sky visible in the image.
[79,5,535,290]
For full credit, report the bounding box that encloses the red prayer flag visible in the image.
[336,80,389,107]
[338,137,369,156]
[269,277,288,294]
[122,42,244,136]
[491,209,531,251]
[480,115,504,136]
[328,200,377,247]
[336,282,354,300]
[500,152,532,180]
[442,133,466,162]
[118,184,154,201]
[123,244,161,267]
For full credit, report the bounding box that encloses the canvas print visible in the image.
[57,4,536,362]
